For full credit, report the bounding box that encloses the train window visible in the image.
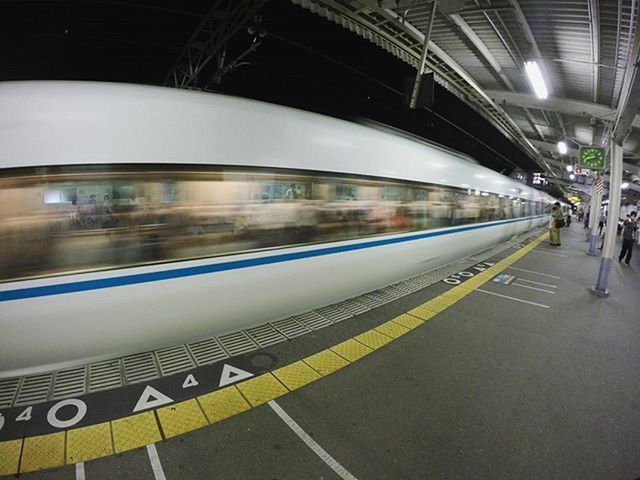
[43,188,76,204]
[334,183,358,201]
[0,166,550,282]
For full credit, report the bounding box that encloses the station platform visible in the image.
[2,223,640,480]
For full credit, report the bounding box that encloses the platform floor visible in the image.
[13,223,640,480]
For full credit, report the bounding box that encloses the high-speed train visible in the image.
[0,82,558,378]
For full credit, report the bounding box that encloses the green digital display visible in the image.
[579,147,605,170]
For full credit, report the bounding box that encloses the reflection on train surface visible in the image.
[1,165,551,281]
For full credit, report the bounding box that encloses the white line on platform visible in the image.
[75,463,85,480]
[529,250,568,258]
[516,278,558,288]
[506,266,561,279]
[147,444,167,480]
[512,283,556,294]
[477,289,550,308]
[268,400,358,480]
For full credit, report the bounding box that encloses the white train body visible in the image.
[0,82,555,378]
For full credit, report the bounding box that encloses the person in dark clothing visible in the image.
[598,214,605,235]
[619,211,638,265]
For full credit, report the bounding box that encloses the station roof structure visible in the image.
[290,0,640,201]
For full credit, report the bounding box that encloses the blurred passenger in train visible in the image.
[549,202,564,246]
[619,211,637,265]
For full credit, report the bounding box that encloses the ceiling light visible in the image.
[558,141,568,155]
[621,182,629,189]
[566,164,573,172]
[524,60,549,100]
[569,173,576,180]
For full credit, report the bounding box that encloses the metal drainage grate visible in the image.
[88,360,123,392]
[335,299,369,316]
[245,324,287,348]
[0,378,20,409]
[51,367,86,400]
[218,331,259,357]
[291,311,332,331]
[271,317,311,339]
[156,345,196,377]
[187,337,229,366]
[123,352,159,384]
[355,293,386,309]
[14,373,53,406]
[315,304,353,323]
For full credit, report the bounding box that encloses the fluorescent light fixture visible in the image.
[621,182,629,189]
[524,60,549,100]
[481,192,489,196]
[569,173,576,180]
[558,141,568,154]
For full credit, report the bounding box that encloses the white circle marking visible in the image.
[47,399,87,429]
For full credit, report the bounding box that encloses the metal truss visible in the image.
[165,0,268,89]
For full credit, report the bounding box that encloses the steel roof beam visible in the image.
[445,13,548,142]
[447,7,551,145]
[447,14,515,91]
[486,89,640,129]
[508,0,542,59]
[530,139,640,174]
[587,0,600,104]
[611,2,640,145]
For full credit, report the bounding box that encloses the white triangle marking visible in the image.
[133,385,174,413]
[219,364,254,387]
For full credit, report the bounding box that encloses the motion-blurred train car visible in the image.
[0,82,557,377]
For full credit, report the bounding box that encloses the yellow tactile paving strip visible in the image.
[2,232,548,476]
[66,422,113,464]
[157,399,208,439]
[20,432,65,473]
[198,386,251,424]
[111,411,162,454]
[0,439,22,476]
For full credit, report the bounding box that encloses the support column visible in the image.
[409,0,437,109]
[593,141,623,295]
[587,176,602,255]
[586,180,598,241]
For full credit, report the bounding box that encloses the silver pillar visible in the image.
[593,141,623,295]
[586,179,598,241]
[410,0,437,109]
[588,176,602,255]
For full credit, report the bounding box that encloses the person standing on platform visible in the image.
[619,211,637,265]
[598,213,605,235]
[550,202,564,246]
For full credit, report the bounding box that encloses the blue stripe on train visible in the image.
[0,215,547,302]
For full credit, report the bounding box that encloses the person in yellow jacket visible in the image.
[549,202,564,246]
